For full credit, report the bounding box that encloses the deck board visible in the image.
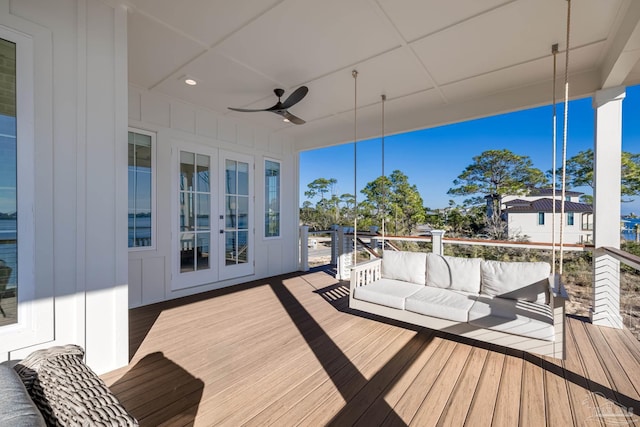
[101,268,640,426]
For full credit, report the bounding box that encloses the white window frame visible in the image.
[127,128,156,252]
[0,24,51,352]
[537,212,545,226]
[264,157,281,240]
[567,212,575,226]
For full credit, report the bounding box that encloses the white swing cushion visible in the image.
[353,279,423,310]
[480,260,550,304]
[426,253,482,293]
[468,295,554,341]
[405,287,477,322]
[382,250,427,285]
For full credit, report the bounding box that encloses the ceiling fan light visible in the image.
[283,118,290,123]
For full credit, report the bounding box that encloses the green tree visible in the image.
[304,178,337,202]
[361,170,425,234]
[448,148,547,211]
[558,149,640,201]
[448,149,547,239]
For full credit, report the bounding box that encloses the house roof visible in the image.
[504,198,593,213]
[529,188,583,197]
[126,1,640,150]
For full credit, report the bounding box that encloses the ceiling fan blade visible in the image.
[281,110,306,125]
[228,107,270,112]
[280,86,308,109]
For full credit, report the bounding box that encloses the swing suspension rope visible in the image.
[381,94,386,253]
[551,43,558,276]
[559,0,572,275]
[353,70,359,265]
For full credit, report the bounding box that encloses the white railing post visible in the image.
[336,227,353,280]
[591,87,625,328]
[431,230,445,255]
[330,225,339,265]
[371,237,379,257]
[299,225,309,272]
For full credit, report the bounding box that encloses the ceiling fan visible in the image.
[228,86,308,125]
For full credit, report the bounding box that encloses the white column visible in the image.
[591,86,625,328]
[299,225,309,272]
[431,230,445,255]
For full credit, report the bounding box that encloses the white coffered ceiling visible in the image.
[126,0,640,150]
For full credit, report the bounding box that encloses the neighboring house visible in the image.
[502,190,593,244]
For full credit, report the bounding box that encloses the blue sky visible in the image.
[300,84,640,215]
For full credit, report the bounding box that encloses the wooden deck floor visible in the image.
[101,268,640,426]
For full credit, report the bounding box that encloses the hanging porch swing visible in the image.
[346,1,572,359]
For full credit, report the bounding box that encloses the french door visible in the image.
[219,152,254,280]
[173,147,253,290]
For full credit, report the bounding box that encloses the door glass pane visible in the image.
[196,155,210,193]
[237,231,248,263]
[225,160,236,194]
[196,194,210,230]
[196,233,210,271]
[238,162,249,195]
[238,196,248,229]
[179,151,212,276]
[225,196,236,228]
[180,232,195,272]
[179,192,193,231]
[225,231,236,265]
[180,151,195,190]
[0,38,17,327]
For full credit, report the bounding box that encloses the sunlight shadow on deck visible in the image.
[109,352,204,426]
[269,277,418,425]
[326,275,640,420]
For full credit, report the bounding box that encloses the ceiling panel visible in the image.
[127,0,283,46]
[441,42,604,103]
[300,47,436,120]
[128,12,205,88]
[154,50,281,115]
[377,0,512,42]
[411,0,621,86]
[215,0,400,86]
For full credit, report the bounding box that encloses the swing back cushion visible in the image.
[381,250,427,285]
[480,260,550,304]
[425,253,482,293]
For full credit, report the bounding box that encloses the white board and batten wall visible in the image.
[127,86,300,307]
[0,0,301,375]
[0,0,129,374]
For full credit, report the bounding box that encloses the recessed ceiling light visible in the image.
[185,78,197,86]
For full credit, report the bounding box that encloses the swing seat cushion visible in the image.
[468,296,554,341]
[353,278,423,310]
[405,287,477,322]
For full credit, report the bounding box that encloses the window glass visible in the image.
[538,212,544,225]
[265,160,280,237]
[128,131,153,248]
[567,212,574,226]
[0,38,16,326]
